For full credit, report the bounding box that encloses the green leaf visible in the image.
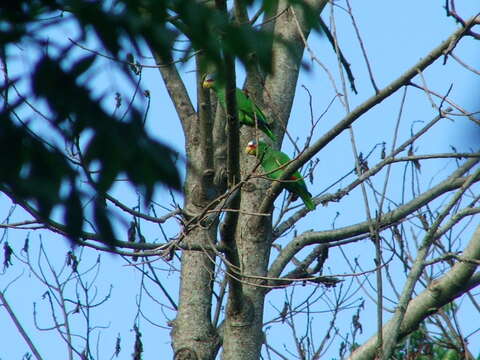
[64,189,84,245]
[70,54,96,80]
[94,199,116,248]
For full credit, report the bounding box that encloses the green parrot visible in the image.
[245,140,316,211]
[202,73,276,141]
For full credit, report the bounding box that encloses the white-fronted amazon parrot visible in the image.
[245,140,316,210]
[202,73,276,141]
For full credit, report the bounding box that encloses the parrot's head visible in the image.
[245,139,268,156]
[202,73,216,89]
[245,140,258,155]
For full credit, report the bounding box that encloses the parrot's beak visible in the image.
[245,144,257,155]
[202,78,214,89]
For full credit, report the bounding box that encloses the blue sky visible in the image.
[1,1,480,359]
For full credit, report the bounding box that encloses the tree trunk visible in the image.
[221,2,327,358]
[166,61,221,359]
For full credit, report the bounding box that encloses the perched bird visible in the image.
[202,73,276,141]
[245,140,316,210]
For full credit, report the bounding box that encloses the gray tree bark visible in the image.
[151,5,479,360]
[349,224,480,360]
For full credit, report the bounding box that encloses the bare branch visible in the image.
[269,158,480,280]
[349,223,480,360]
[259,16,479,215]
[0,291,44,360]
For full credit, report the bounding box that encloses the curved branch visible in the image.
[268,157,480,280]
[348,223,480,360]
[272,108,476,238]
[259,16,480,215]
[0,184,177,252]
[273,150,478,239]
[149,46,196,137]
[381,165,480,359]
[0,291,44,360]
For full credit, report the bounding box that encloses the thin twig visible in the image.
[0,291,44,360]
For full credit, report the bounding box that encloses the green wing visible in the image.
[260,145,315,210]
[207,80,276,141]
[235,88,276,141]
[236,89,276,141]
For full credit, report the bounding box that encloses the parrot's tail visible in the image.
[297,188,316,211]
[301,195,316,211]
[261,122,276,142]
